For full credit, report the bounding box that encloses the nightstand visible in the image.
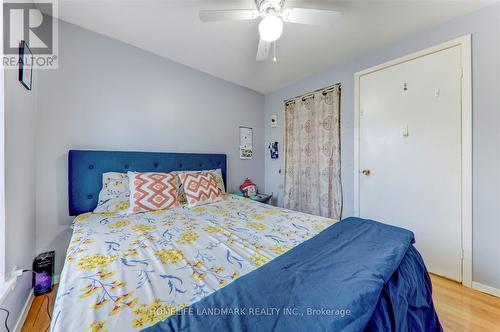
[249,193,273,204]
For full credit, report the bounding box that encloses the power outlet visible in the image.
[12,266,23,278]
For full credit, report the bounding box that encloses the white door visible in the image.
[358,46,463,281]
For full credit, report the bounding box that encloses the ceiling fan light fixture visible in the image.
[259,14,283,42]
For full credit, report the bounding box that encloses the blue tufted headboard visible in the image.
[68,150,227,216]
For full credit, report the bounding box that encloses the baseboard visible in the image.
[472,281,500,298]
[13,289,34,332]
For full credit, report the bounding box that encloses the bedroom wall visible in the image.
[35,20,265,273]
[1,45,38,329]
[264,3,500,289]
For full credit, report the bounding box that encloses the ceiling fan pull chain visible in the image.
[273,40,277,62]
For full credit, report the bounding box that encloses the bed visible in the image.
[51,150,441,332]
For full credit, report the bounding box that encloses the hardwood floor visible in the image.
[430,274,500,331]
[22,277,500,331]
[21,285,57,332]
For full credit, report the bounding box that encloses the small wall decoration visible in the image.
[271,115,278,128]
[268,141,279,159]
[19,40,33,90]
[239,126,253,159]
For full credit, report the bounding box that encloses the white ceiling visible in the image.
[55,0,492,93]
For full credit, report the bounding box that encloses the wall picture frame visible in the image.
[19,40,33,90]
[239,126,253,160]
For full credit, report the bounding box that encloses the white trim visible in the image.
[0,0,6,285]
[460,35,473,288]
[13,289,34,332]
[472,282,500,298]
[353,35,473,287]
[0,276,16,305]
[353,75,360,217]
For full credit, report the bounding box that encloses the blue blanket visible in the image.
[144,217,441,332]
[366,245,441,331]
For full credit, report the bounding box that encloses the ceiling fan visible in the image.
[199,0,340,62]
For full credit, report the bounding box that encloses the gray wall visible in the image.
[2,51,37,330]
[36,20,265,274]
[264,3,500,289]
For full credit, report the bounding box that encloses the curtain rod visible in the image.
[284,83,341,105]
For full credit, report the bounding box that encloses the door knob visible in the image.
[361,169,371,176]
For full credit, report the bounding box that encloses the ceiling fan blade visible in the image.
[199,9,259,22]
[256,38,271,61]
[282,8,340,26]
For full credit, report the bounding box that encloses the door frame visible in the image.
[353,35,472,287]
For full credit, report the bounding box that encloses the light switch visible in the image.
[435,88,441,97]
[271,115,277,128]
[402,125,409,137]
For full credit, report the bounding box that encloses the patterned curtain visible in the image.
[284,85,342,219]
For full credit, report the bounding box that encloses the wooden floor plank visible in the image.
[21,277,500,331]
[430,274,500,331]
[21,285,57,332]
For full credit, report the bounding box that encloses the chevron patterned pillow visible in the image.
[127,171,178,214]
[178,172,222,208]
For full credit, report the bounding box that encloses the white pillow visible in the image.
[93,172,130,214]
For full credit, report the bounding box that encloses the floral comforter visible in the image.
[51,194,336,332]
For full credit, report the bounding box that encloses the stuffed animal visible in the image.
[239,178,257,197]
